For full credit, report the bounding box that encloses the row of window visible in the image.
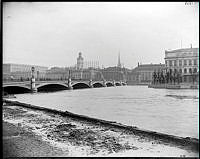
[11,66,48,72]
[166,59,198,67]
[169,68,198,74]
[140,75,152,80]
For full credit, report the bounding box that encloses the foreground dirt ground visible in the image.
[3,105,199,157]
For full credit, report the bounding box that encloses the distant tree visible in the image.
[165,72,168,83]
[173,72,176,84]
[152,71,156,84]
[158,71,161,84]
[156,72,159,84]
[169,72,173,84]
[161,71,163,84]
[163,71,167,84]
[155,72,158,84]
[176,72,180,84]
[167,73,170,83]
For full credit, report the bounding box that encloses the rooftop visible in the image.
[133,64,166,72]
[165,48,199,53]
[138,64,165,67]
[3,63,48,68]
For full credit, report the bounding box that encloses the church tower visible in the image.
[117,52,122,68]
[77,52,84,70]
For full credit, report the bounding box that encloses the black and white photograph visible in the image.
[2,2,199,157]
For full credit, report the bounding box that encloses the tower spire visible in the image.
[117,51,121,68]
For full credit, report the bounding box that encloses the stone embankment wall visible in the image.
[148,84,198,89]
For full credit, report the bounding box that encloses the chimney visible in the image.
[190,44,192,48]
[138,62,139,67]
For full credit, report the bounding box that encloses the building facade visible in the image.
[101,67,127,81]
[165,47,199,83]
[71,68,103,81]
[83,61,100,69]
[45,67,70,80]
[3,63,48,81]
[98,53,127,82]
[127,63,166,85]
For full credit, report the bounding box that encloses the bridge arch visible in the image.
[121,82,126,86]
[3,85,31,94]
[92,82,104,88]
[37,83,68,92]
[115,82,121,86]
[106,82,114,87]
[72,82,90,89]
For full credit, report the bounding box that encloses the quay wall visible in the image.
[148,84,199,89]
[3,99,199,152]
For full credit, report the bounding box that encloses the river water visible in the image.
[14,85,198,139]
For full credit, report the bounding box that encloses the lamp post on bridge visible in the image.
[89,79,93,88]
[103,79,107,87]
[100,71,107,87]
[113,80,116,86]
[68,70,73,90]
[31,67,37,93]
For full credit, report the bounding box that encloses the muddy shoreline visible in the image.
[3,121,66,157]
[3,99,199,157]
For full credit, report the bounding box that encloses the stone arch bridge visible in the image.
[3,80,127,94]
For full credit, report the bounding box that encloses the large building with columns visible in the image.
[165,47,199,83]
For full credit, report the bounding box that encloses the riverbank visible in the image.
[3,100,199,157]
[3,121,66,157]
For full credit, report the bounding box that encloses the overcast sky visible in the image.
[3,2,199,69]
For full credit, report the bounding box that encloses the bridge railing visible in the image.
[3,81,30,85]
[3,79,127,86]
